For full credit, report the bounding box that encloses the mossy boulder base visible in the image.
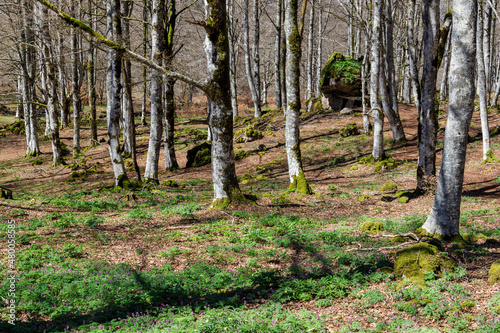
[394,243,456,285]
[186,142,211,168]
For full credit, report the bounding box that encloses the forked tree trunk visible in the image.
[417,0,440,189]
[370,0,384,160]
[144,0,164,183]
[476,1,492,161]
[422,0,476,237]
[283,0,312,195]
[106,0,128,186]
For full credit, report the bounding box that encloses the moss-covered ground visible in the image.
[0,99,500,332]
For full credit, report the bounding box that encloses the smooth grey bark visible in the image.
[314,1,322,97]
[88,1,97,146]
[121,0,134,157]
[106,0,128,185]
[57,25,70,129]
[402,48,412,104]
[16,77,23,119]
[280,17,287,112]
[484,0,493,99]
[370,0,384,160]
[417,0,440,189]
[71,0,82,157]
[439,31,452,101]
[305,0,315,111]
[252,0,261,115]
[144,0,164,183]
[21,0,40,157]
[227,0,238,118]
[422,0,477,237]
[362,37,371,135]
[283,0,312,194]
[477,1,492,161]
[141,0,149,126]
[274,0,282,109]
[243,0,261,118]
[36,2,63,166]
[407,0,421,114]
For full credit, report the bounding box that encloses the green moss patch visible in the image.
[359,221,384,235]
[339,123,360,138]
[234,124,263,143]
[3,120,25,135]
[234,149,251,161]
[161,180,180,187]
[481,150,500,164]
[380,182,398,191]
[186,142,211,168]
[394,243,457,286]
[489,261,500,285]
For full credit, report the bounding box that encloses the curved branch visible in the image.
[36,0,206,93]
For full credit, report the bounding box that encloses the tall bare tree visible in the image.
[422,0,477,237]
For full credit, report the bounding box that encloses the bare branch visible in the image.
[36,0,206,93]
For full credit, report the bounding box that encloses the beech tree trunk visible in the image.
[144,0,164,183]
[252,0,261,116]
[274,0,282,110]
[141,0,149,126]
[370,0,384,160]
[315,1,322,97]
[36,2,63,166]
[283,0,312,195]
[417,0,440,189]
[71,0,82,157]
[243,0,261,118]
[477,1,492,161]
[88,1,97,146]
[21,0,40,157]
[305,0,314,111]
[227,0,238,118]
[106,0,128,186]
[422,0,476,237]
[439,31,452,101]
[121,0,134,157]
[407,0,421,114]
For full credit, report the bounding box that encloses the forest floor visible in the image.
[0,99,500,332]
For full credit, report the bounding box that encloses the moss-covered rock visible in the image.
[489,261,500,285]
[4,120,25,135]
[234,149,251,161]
[234,124,263,143]
[471,233,488,242]
[186,142,211,168]
[339,123,359,137]
[31,159,43,166]
[319,52,362,88]
[161,180,179,187]
[398,196,410,204]
[359,221,384,235]
[461,300,475,310]
[380,181,398,191]
[394,242,457,286]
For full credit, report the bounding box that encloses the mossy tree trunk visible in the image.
[164,0,179,172]
[106,0,128,186]
[422,0,476,237]
[202,0,245,207]
[144,0,164,184]
[36,2,64,166]
[283,0,312,195]
[417,0,440,189]
[370,0,384,161]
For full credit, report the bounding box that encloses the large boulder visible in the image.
[319,52,363,111]
[186,142,211,168]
